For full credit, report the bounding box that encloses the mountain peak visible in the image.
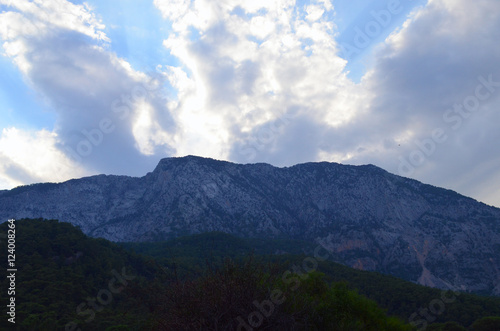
[0,155,499,295]
[153,155,231,172]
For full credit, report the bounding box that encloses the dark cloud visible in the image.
[0,153,40,184]
[25,31,176,176]
[346,0,500,205]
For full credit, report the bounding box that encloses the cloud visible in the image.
[154,0,367,164]
[342,0,500,206]
[0,127,88,187]
[0,0,177,180]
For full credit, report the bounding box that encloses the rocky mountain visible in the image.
[1,155,500,295]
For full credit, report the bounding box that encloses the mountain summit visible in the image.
[1,155,499,295]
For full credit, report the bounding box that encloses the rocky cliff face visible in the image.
[1,155,499,295]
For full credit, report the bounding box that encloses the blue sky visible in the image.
[1,0,500,208]
[0,53,56,130]
[89,0,174,68]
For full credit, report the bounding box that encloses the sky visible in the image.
[0,0,499,208]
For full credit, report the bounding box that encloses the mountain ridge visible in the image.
[1,155,499,295]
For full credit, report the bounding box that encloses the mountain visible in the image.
[1,155,500,295]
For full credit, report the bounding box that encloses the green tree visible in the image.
[427,321,467,330]
[470,316,500,331]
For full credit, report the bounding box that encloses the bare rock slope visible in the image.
[1,155,499,295]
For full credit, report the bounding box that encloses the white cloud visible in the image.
[306,5,325,22]
[132,100,175,156]
[154,0,364,163]
[0,127,89,187]
[1,0,108,40]
[0,0,108,73]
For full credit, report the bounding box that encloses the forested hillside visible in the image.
[1,219,499,330]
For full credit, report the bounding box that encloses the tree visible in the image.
[470,316,500,331]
